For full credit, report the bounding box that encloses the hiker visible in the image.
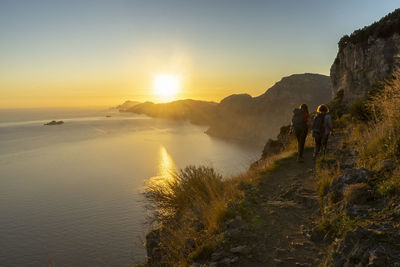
[312,104,333,159]
[291,104,310,162]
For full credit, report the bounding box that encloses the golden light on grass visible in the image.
[153,74,181,101]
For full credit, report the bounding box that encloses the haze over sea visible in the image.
[0,108,260,266]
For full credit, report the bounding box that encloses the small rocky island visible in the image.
[44,120,64,126]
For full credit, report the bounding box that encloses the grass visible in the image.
[142,150,299,266]
[144,166,232,265]
[348,73,400,171]
[318,212,360,239]
[378,171,400,196]
[315,156,340,199]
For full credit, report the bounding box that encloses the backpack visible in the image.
[292,108,307,131]
[312,113,326,135]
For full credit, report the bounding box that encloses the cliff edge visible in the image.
[331,8,400,102]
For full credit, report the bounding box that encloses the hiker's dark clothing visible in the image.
[312,113,332,157]
[295,128,307,158]
[313,131,327,156]
[292,108,308,159]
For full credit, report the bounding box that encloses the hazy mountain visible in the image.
[117,100,141,111]
[119,73,332,144]
[122,99,218,125]
[206,73,332,144]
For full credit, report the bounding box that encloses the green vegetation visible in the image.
[337,8,400,51]
[349,98,371,122]
[328,89,348,120]
[378,171,400,196]
[315,156,339,199]
[318,212,360,239]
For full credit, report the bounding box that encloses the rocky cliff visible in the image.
[331,9,400,102]
[206,73,332,144]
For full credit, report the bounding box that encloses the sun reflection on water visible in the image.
[147,146,177,186]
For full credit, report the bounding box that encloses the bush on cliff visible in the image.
[337,8,400,51]
[144,166,234,265]
[352,73,400,171]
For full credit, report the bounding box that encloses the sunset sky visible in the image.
[1,0,399,108]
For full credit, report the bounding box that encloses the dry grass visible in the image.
[143,149,298,266]
[348,73,400,170]
[144,166,232,265]
[315,156,340,199]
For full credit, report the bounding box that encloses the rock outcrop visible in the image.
[331,9,400,102]
[44,120,64,126]
[206,73,332,144]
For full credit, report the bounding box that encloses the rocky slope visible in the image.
[206,73,331,144]
[331,8,400,102]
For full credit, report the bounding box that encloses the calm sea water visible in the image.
[0,108,261,266]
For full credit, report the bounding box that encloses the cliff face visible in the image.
[330,9,400,102]
[331,34,400,101]
[206,73,332,144]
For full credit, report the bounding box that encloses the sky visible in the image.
[0,0,399,108]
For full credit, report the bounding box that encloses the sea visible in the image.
[0,108,261,266]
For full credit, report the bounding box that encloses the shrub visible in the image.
[318,212,359,239]
[337,9,400,50]
[378,172,400,197]
[328,89,349,120]
[349,98,371,121]
[334,113,352,129]
[317,169,334,199]
[144,166,230,265]
[349,71,400,170]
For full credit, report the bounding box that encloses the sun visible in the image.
[153,74,181,99]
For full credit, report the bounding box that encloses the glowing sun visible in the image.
[153,74,181,98]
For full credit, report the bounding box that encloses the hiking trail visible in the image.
[226,149,327,267]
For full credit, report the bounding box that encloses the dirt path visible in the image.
[231,149,326,266]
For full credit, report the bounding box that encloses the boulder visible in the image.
[261,139,284,159]
[230,245,251,254]
[327,224,400,266]
[343,183,372,206]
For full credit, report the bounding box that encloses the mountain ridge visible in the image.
[119,73,332,145]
